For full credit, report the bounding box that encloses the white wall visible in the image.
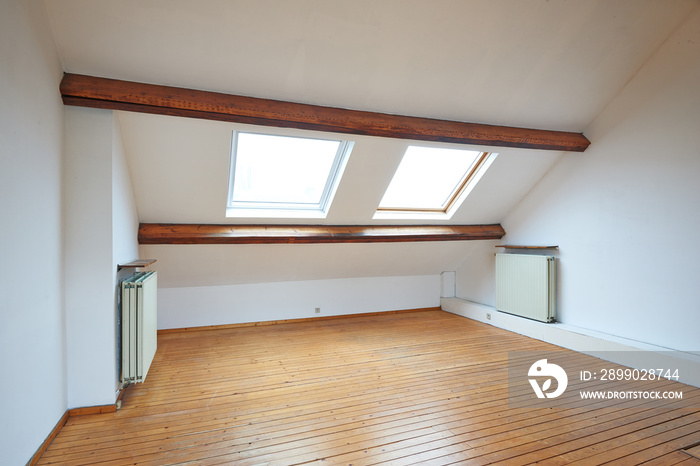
[0,1,67,464]
[64,107,140,407]
[112,115,140,389]
[112,116,140,269]
[158,275,440,329]
[64,106,117,407]
[454,240,501,306]
[457,7,700,353]
[142,241,480,329]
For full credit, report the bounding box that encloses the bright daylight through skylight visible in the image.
[227,132,352,218]
[376,146,493,218]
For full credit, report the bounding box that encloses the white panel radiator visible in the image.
[495,253,556,322]
[121,271,157,383]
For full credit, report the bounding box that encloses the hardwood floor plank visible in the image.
[641,450,700,465]
[37,310,700,465]
[563,419,700,464]
[627,437,700,465]
[466,405,700,465]
[45,363,514,447]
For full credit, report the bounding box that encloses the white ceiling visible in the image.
[46,0,696,131]
[43,0,699,285]
[44,0,697,227]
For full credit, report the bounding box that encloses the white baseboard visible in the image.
[441,297,700,388]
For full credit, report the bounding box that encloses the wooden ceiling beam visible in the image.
[60,73,590,152]
[138,223,506,245]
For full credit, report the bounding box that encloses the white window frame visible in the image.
[226,131,353,219]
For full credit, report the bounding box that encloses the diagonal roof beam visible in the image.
[60,73,590,152]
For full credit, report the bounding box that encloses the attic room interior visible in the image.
[3,0,700,464]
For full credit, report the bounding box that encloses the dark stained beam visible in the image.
[60,74,590,152]
[138,223,506,245]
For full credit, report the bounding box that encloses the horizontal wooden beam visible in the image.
[138,223,505,245]
[60,73,590,152]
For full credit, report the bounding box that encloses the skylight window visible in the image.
[374,146,496,219]
[227,132,352,218]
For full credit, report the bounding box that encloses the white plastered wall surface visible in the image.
[0,1,67,464]
[454,5,700,371]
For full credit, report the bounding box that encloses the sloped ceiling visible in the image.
[116,112,560,225]
[44,0,698,286]
[46,0,696,130]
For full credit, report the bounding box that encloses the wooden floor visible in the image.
[39,310,700,465]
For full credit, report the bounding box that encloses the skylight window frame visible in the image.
[226,131,353,219]
[374,147,497,220]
